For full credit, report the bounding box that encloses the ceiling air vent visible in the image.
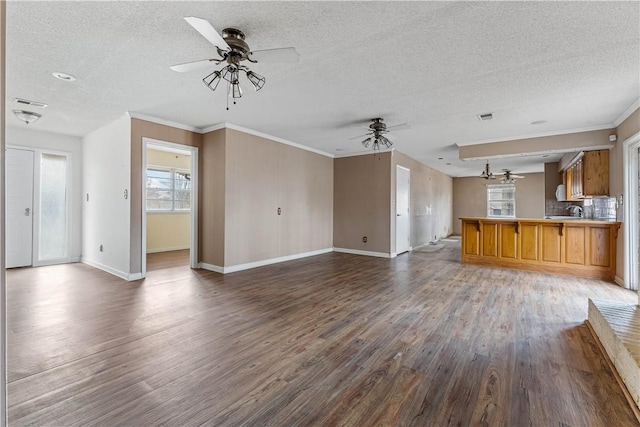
[15,98,48,108]
[477,112,494,121]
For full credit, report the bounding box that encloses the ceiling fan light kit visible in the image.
[350,118,410,152]
[479,161,524,183]
[171,17,298,109]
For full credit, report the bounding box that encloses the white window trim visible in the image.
[487,183,516,218]
[145,165,192,213]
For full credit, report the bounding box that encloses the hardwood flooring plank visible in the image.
[6,245,639,426]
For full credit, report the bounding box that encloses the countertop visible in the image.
[460,217,619,225]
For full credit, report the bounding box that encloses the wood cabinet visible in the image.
[460,218,620,281]
[565,150,609,200]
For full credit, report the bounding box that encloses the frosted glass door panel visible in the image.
[39,153,68,261]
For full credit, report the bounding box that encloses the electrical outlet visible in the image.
[362,236,367,243]
[99,244,103,252]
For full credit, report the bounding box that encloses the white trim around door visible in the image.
[622,131,640,292]
[141,138,199,277]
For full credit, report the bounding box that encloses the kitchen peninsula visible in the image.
[460,217,620,281]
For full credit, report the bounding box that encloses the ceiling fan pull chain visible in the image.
[226,80,230,111]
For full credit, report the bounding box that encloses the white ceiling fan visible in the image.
[170,17,299,108]
[348,118,410,150]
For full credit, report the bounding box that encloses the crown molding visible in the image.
[207,122,334,158]
[200,122,226,133]
[128,112,201,133]
[613,99,640,127]
[334,148,394,158]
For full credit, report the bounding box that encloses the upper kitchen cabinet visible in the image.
[564,150,609,200]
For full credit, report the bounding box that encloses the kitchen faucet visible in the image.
[566,205,583,217]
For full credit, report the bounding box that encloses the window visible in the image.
[487,184,515,217]
[146,167,191,211]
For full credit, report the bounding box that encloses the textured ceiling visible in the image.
[5,1,640,176]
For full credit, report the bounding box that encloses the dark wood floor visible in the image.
[6,243,640,426]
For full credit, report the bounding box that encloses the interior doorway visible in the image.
[396,165,410,255]
[623,131,640,292]
[141,138,198,276]
[6,147,72,268]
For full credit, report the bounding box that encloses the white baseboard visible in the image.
[614,275,625,288]
[201,262,224,274]
[70,256,81,263]
[333,248,392,258]
[146,245,190,254]
[200,248,333,274]
[81,257,143,281]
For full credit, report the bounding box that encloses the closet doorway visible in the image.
[142,139,198,274]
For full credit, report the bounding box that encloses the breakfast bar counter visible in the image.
[460,217,620,281]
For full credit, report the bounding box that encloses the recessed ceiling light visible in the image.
[531,120,547,125]
[52,72,76,82]
[335,148,344,152]
[446,162,451,165]
[438,157,443,160]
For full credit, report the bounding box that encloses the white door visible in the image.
[396,166,410,254]
[6,148,34,268]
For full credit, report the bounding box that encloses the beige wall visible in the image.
[611,108,640,282]
[147,148,191,170]
[452,173,545,234]
[392,151,453,250]
[544,162,562,199]
[146,214,190,252]
[200,129,226,267]
[334,153,392,254]
[130,118,202,274]
[200,128,333,268]
[145,148,191,253]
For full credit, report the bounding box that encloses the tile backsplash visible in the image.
[545,197,616,220]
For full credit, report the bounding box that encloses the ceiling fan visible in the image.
[170,17,299,108]
[479,161,496,179]
[479,161,525,183]
[349,118,410,150]
[500,169,525,183]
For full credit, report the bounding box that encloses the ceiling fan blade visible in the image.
[184,17,230,51]
[170,58,218,72]
[249,47,299,63]
[384,133,398,141]
[511,175,525,178]
[349,132,372,140]
[385,123,411,131]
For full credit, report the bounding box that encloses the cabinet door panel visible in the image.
[463,222,480,256]
[565,226,586,265]
[520,224,539,261]
[482,223,498,258]
[589,227,611,267]
[499,223,518,259]
[583,150,609,196]
[540,224,562,263]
